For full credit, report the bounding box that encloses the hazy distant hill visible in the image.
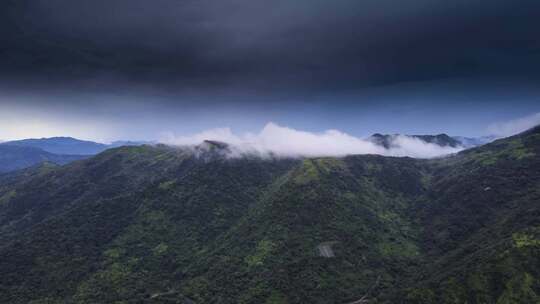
[2,137,153,156]
[0,126,538,303]
[0,145,87,173]
[2,137,109,155]
[0,137,151,173]
[0,137,112,173]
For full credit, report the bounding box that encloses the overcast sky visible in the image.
[1,0,539,142]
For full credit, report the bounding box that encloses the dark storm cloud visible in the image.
[1,0,540,94]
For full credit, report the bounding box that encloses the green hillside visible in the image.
[0,127,539,303]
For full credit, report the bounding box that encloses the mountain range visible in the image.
[0,145,87,173]
[1,137,151,155]
[0,137,150,173]
[0,134,494,174]
[0,126,538,303]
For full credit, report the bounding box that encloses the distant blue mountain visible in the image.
[1,137,153,156]
[0,145,87,173]
[0,137,153,173]
[2,137,108,155]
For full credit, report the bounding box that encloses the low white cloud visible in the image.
[162,122,463,158]
[487,112,540,138]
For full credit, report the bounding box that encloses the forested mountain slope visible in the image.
[0,128,538,303]
[403,126,540,303]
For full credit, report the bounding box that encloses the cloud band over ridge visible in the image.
[163,122,464,158]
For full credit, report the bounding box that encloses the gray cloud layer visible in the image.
[2,0,539,94]
[1,0,538,142]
